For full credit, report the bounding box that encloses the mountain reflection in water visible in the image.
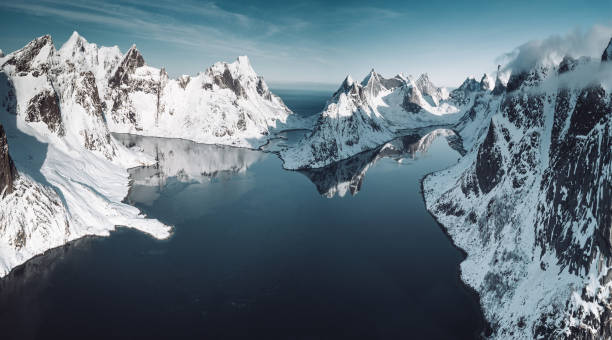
[299,129,463,198]
[116,128,462,201]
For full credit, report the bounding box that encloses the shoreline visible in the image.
[419,171,493,339]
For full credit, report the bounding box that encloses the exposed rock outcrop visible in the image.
[0,125,16,195]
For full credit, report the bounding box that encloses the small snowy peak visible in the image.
[108,45,145,88]
[360,69,379,86]
[338,74,355,90]
[60,31,87,53]
[209,56,257,81]
[415,73,448,106]
[122,45,145,69]
[0,49,4,58]
[457,77,480,92]
[360,69,406,98]
[344,74,355,86]
[234,55,257,77]
[280,69,465,169]
[602,37,612,62]
[361,69,384,97]
[2,35,55,73]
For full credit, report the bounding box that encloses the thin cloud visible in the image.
[0,0,317,60]
[499,24,612,72]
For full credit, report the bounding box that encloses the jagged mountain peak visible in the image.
[236,55,251,66]
[479,73,493,91]
[457,76,480,92]
[343,74,355,87]
[360,68,379,85]
[65,31,87,46]
[602,37,612,62]
[205,55,260,85]
[491,65,506,95]
[1,34,55,73]
[124,44,145,66]
[505,64,552,92]
[334,74,357,96]
[58,31,95,60]
[232,55,256,76]
[0,124,17,195]
[108,44,145,87]
[415,73,437,91]
[416,72,430,82]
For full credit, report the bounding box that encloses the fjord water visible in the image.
[0,90,484,339]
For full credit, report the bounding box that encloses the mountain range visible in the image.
[0,31,611,339]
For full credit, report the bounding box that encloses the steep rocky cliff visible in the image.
[0,125,16,195]
[423,40,612,339]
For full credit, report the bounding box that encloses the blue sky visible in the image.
[1,0,611,88]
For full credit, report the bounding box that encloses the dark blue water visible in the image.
[271,88,332,117]
[0,91,484,339]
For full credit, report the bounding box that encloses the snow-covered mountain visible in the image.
[423,40,612,339]
[0,33,174,277]
[280,70,480,169]
[0,31,298,277]
[57,31,305,148]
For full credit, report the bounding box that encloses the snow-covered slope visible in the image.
[0,33,175,277]
[423,40,612,339]
[0,31,301,277]
[280,70,480,169]
[100,40,303,147]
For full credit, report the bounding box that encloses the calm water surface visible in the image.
[0,90,484,339]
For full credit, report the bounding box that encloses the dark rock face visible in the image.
[212,67,246,99]
[491,65,506,96]
[1,73,17,115]
[256,77,272,100]
[25,90,64,136]
[480,73,492,91]
[76,71,104,119]
[602,38,612,62]
[475,120,504,194]
[491,78,506,96]
[108,46,145,88]
[536,86,611,274]
[0,124,17,195]
[501,93,544,129]
[380,75,404,90]
[558,56,578,74]
[505,71,529,92]
[1,35,53,73]
[402,87,422,113]
[178,75,190,90]
[333,76,356,97]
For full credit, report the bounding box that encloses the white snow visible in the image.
[423,53,612,339]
